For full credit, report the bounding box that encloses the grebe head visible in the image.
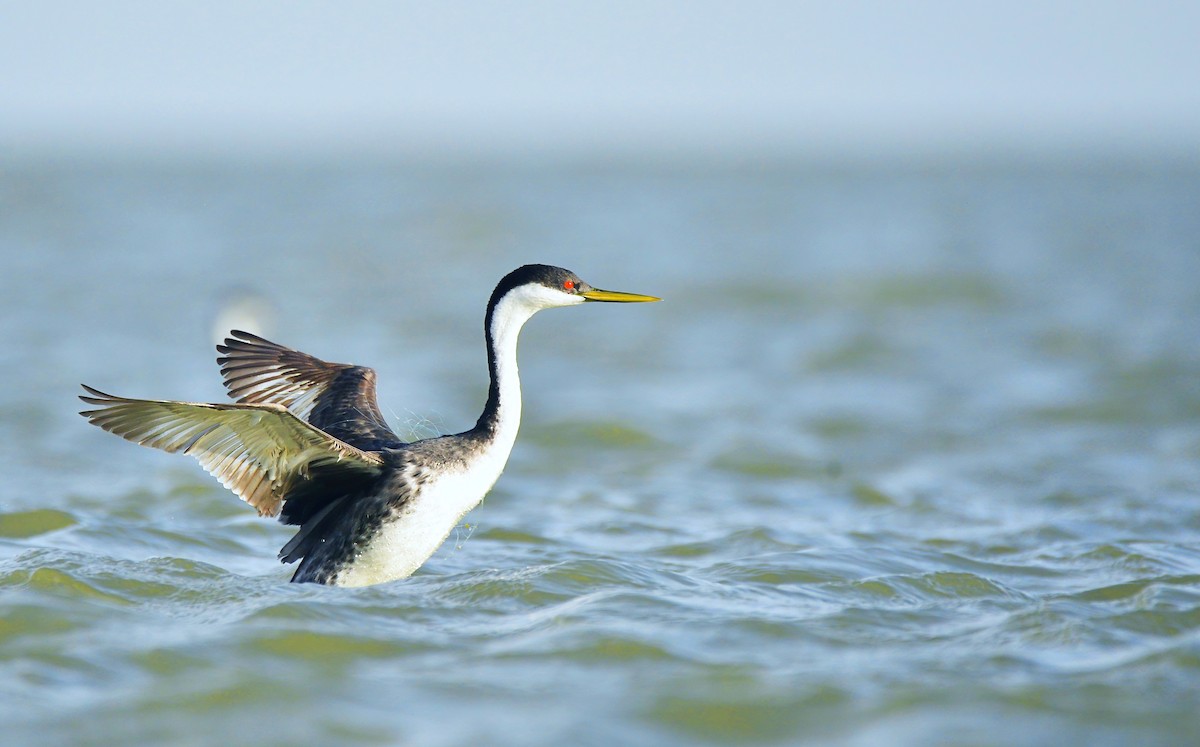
[488,264,661,317]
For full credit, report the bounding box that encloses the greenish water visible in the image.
[2,158,1199,746]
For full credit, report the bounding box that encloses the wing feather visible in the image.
[216,330,401,448]
[79,385,384,517]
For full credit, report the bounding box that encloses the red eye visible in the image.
[563,280,575,290]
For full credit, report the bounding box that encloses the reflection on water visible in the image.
[1,157,1199,746]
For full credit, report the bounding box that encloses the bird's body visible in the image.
[312,436,509,587]
[80,265,658,587]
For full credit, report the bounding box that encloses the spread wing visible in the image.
[79,385,385,517]
[216,330,402,449]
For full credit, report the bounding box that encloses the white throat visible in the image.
[485,284,584,452]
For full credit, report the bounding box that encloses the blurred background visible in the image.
[3,3,1200,747]
[3,0,1198,160]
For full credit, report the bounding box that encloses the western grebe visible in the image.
[80,264,659,587]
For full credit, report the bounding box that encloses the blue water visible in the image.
[2,157,1199,746]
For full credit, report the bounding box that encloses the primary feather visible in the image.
[79,385,383,517]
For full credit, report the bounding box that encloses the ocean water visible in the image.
[1,156,1199,746]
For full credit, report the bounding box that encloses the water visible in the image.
[2,157,1199,746]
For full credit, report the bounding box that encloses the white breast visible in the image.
[333,441,515,588]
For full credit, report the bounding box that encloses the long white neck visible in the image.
[479,296,528,452]
[471,284,582,449]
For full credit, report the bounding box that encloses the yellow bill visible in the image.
[580,288,662,303]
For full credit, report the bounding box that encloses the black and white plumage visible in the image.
[79,264,659,587]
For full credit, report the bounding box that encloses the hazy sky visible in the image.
[3,1,1197,157]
